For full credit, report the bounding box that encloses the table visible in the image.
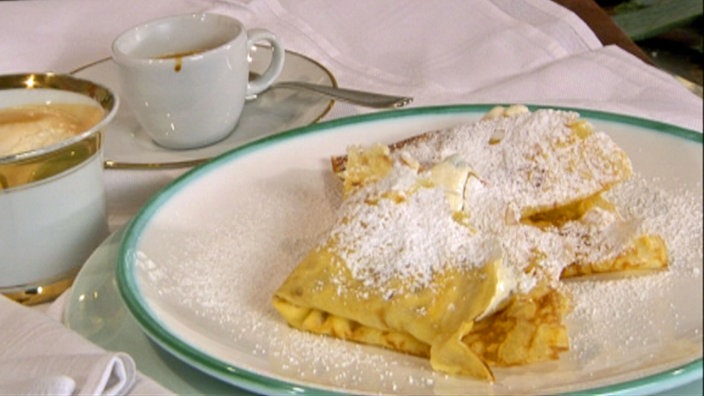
[1,0,701,394]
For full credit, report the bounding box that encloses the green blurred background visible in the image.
[598,0,702,88]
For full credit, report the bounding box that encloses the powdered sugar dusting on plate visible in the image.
[130,114,702,394]
[135,169,701,394]
[565,175,702,372]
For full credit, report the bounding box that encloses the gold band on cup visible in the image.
[0,73,118,305]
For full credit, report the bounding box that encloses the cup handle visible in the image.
[246,29,285,96]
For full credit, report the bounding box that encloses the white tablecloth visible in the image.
[1,0,701,395]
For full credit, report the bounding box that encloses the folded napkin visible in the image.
[208,0,703,131]
[0,295,170,396]
[3,0,699,131]
[0,354,133,396]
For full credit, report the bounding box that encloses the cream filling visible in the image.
[429,154,473,212]
[428,155,516,320]
[476,260,516,320]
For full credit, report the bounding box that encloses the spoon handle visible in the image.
[273,81,413,109]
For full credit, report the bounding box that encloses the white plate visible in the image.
[64,229,704,396]
[71,47,335,168]
[65,229,246,394]
[114,105,703,395]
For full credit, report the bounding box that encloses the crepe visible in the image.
[273,106,668,381]
[275,155,513,380]
[334,106,667,278]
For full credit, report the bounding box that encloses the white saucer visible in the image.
[71,47,335,168]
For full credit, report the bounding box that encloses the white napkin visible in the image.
[2,0,699,130]
[0,296,169,396]
[0,355,133,396]
[208,0,702,131]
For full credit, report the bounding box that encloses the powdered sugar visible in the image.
[323,109,646,298]
[328,165,500,296]
[565,175,702,370]
[607,176,703,272]
[402,109,632,219]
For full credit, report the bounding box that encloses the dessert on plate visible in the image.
[273,105,668,381]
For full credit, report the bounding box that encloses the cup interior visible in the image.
[0,73,118,191]
[113,13,242,60]
[0,73,118,165]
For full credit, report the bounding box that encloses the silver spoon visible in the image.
[249,73,413,108]
[269,81,413,108]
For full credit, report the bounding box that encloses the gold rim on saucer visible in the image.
[2,271,78,306]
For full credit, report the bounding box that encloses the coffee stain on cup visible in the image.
[156,49,208,72]
[174,57,183,72]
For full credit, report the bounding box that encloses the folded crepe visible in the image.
[273,106,667,381]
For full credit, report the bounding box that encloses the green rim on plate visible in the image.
[117,104,702,395]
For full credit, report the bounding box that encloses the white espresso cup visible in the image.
[111,13,285,149]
